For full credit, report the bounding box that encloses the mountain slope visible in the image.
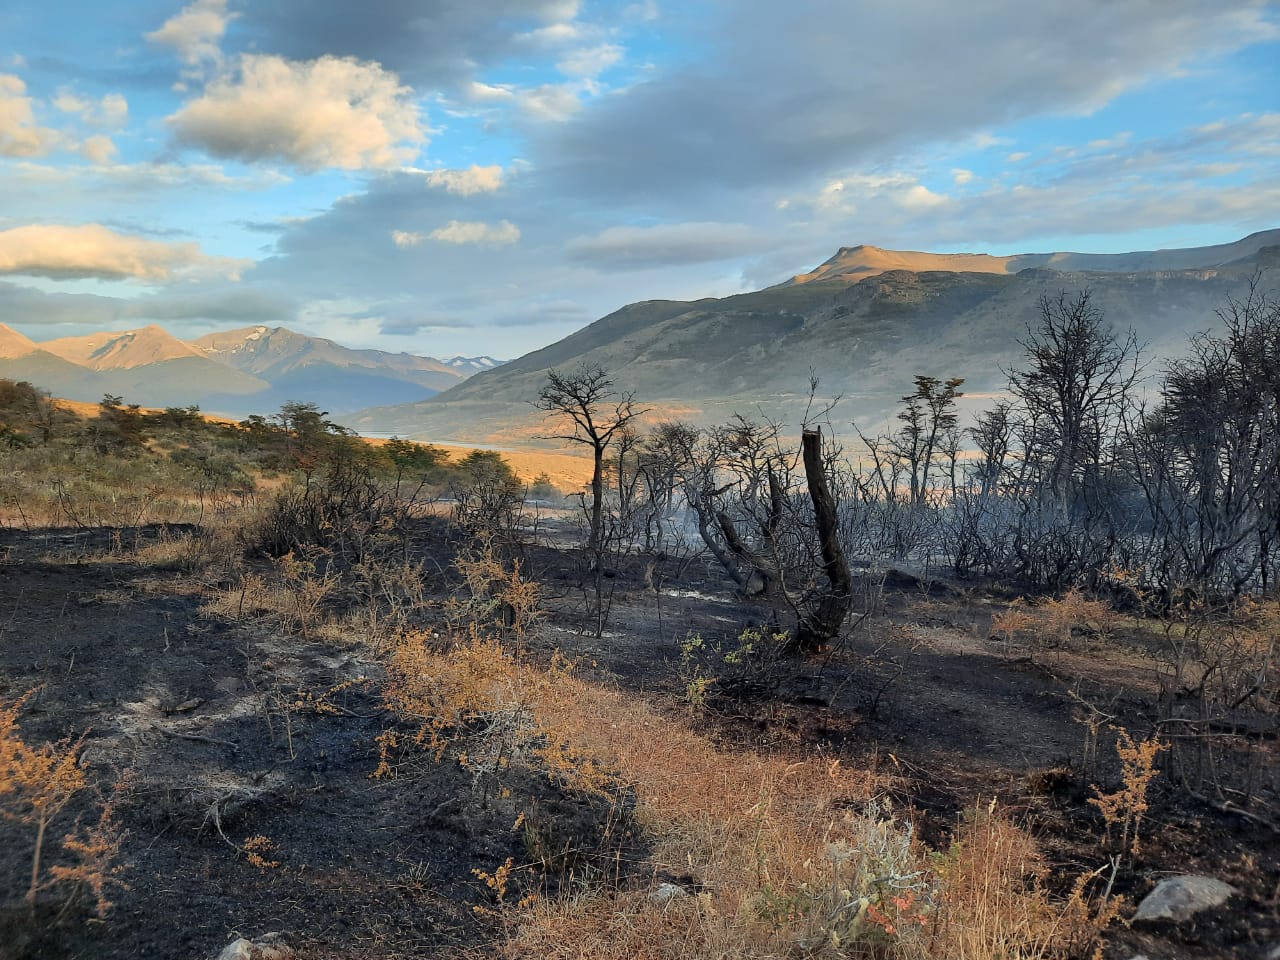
[348,231,1280,443]
[41,325,209,370]
[191,325,483,413]
[0,323,39,359]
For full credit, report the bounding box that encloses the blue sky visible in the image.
[1,0,1277,358]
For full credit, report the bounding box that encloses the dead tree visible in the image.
[535,363,644,561]
[691,419,856,653]
[793,427,854,651]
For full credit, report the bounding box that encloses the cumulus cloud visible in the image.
[80,135,118,165]
[784,172,952,216]
[423,164,505,195]
[428,220,521,245]
[0,74,60,157]
[53,90,129,128]
[518,81,589,122]
[146,0,236,65]
[391,230,424,247]
[168,54,426,171]
[567,221,764,269]
[0,224,251,282]
[557,43,624,78]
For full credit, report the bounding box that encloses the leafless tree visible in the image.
[1008,290,1141,519]
[535,363,645,561]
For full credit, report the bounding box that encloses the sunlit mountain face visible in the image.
[0,321,502,414]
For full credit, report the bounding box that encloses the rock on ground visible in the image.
[214,934,294,960]
[1133,875,1239,923]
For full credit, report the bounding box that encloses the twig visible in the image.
[149,722,238,751]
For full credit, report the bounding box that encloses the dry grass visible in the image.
[0,690,127,915]
[991,589,1119,656]
[379,624,1118,959]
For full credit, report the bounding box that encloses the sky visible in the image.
[1,0,1278,360]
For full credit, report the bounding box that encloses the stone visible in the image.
[1132,875,1238,923]
[648,881,691,906]
[215,933,293,960]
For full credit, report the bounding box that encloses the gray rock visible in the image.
[648,881,691,906]
[215,933,293,960]
[1133,875,1238,923]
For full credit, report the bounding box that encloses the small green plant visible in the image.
[677,626,788,707]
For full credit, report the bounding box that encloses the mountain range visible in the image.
[0,323,500,415]
[4,231,1277,439]
[345,229,1280,444]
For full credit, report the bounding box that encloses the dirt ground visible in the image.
[0,520,1276,959]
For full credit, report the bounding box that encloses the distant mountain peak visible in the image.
[42,325,206,370]
[790,245,1016,285]
[445,355,502,370]
[0,322,38,360]
[789,229,1280,286]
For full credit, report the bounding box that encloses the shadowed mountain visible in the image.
[347,231,1280,444]
[191,325,492,414]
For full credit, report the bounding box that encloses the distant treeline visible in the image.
[0,382,535,512]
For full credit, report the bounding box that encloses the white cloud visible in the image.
[424,164,505,195]
[557,43,624,78]
[0,224,251,282]
[522,22,582,46]
[146,0,236,65]
[168,54,426,171]
[428,220,521,245]
[391,230,424,247]
[899,183,949,211]
[519,82,588,122]
[80,135,118,165]
[53,90,129,128]
[952,168,975,185]
[1006,151,1031,163]
[0,74,60,157]
[781,171,950,218]
[468,81,516,103]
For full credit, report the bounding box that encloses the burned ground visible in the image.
[0,520,1276,959]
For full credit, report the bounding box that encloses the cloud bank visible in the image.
[0,224,252,282]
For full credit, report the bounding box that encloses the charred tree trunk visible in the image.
[715,509,780,597]
[793,428,854,652]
